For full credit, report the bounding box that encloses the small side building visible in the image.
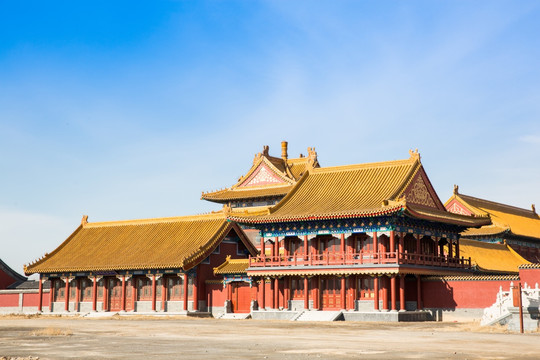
[445,188,540,262]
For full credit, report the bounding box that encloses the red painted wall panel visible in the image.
[0,293,19,307]
[42,291,50,306]
[519,268,540,286]
[207,282,226,308]
[422,279,514,308]
[22,293,39,307]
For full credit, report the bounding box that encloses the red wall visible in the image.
[519,267,540,286]
[0,293,19,307]
[422,279,514,308]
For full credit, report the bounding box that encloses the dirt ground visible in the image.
[0,315,537,360]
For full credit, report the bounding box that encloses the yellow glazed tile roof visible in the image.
[202,184,293,201]
[446,193,540,239]
[25,213,233,275]
[230,152,490,227]
[202,143,319,203]
[459,239,530,274]
[213,256,250,275]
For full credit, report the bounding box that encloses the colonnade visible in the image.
[39,272,199,313]
[254,273,423,312]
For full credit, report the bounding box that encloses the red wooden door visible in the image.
[232,283,251,313]
[322,277,341,310]
[108,278,123,311]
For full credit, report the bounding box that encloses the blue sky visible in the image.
[1,1,540,276]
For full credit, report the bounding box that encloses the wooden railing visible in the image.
[248,251,471,269]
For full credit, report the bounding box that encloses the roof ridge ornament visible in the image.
[532,204,537,215]
[81,215,89,227]
[307,147,318,167]
[409,148,421,161]
[453,184,459,195]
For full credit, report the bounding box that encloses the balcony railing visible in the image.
[248,251,471,269]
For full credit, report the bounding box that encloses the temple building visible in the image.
[23,213,257,314]
[226,150,503,320]
[445,188,540,263]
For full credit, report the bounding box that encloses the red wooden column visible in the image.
[313,277,320,310]
[121,276,126,312]
[275,278,280,309]
[439,241,445,259]
[131,278,136,312]
[49,279,54,312]
[351,275,358,310]
[389,231,395,258]
[399,275,406,311]
[161,276,167,311]
[103,278,109,311]
[455,239,460,261]
[275,237,279,259]
[92,276,97,312]
[64,278,70,312]
[37,277,43,312]
[382,276,389,311]
[284,238,289,258]
[193,271,199,311]
[260,278,266,310]
[390,275,397,311]
[304,235,309,259]
[416,276,422,310]
[372,232,378,259]
[284,277,290,310]
[151,275,157,311]
[183,273,189,311]
[303,277,309,309]
[261,238,266,260]
[448,240,453,261]
[75,278,80,312]
[340,276,346,310]
[373,276,379,311]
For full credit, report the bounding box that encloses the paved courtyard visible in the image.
[0,315,538,360]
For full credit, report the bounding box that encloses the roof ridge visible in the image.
[459,193,538,217]
[84,212,226,228]
[311,157,416,174]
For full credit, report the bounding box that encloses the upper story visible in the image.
[201,141,319,208]
[229,150,492,274]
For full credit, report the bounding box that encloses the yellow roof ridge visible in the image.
[83,212,226,228]
[310,156,418,175]
[458,193,538,218]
